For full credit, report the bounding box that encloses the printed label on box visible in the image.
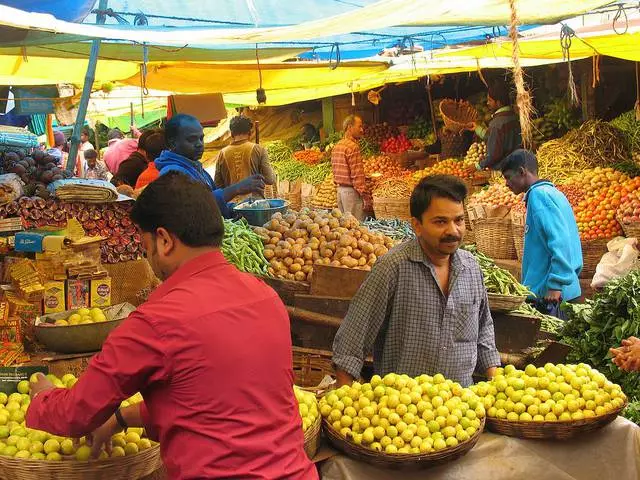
[43,281,66,314]
[91,277,111,308]
[66,279,90,310]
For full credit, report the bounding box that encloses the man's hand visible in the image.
[464,122,477,131]
[86,414,120,458]
[486,366,497,379]
[235,174,266,196]
[545,290,562,304]
[611,336,640,371]
[30,373,54,400]
[335,369,354,388]
[465,164,479,177]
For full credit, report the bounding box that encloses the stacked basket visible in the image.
[511,211,526,262]
[580,238,610,279]
[467,204,517,261]
[372,197,411,221]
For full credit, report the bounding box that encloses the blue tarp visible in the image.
[2,0,95,22]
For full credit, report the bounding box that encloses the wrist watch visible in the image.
[114,408,128,430]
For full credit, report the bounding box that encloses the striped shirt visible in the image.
[330,137,367,195]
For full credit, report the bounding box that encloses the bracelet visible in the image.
[114,408,128,430]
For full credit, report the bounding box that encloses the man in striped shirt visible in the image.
[331,115,370,220]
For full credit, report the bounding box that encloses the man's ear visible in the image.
[155,227,176,256]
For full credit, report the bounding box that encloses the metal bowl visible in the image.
[233,199,289,226]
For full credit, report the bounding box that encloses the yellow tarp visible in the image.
[0,1,613,46]
[437,30,640,63]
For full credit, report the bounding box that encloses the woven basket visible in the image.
[293,347,334,388]
[372,196,411,221]
[580,237,611,279]
[511,211,526,262]
[303,414,322,459]
[323,417,485,470]
[264,184,277,199]
[471,217,516,260]
[487,293,527,312]
[439,99,478,134]
[439,131,469,159]
[0,445,162,480]
[280,192,301,211]
[616,215,640,239]
[486,402,626,440]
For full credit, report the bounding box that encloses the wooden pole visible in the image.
[66,0,108,173]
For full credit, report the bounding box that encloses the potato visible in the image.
[277,268,289,278]
[368,254,377,265]
[358,257,367,266]
[286,273,295,281]
[264,249,275,260]
[294,271,307,282]
[302,247,313,260]
[330,260,342,267]
[286,237,296,246]
[294,258,305,266]
[374,246,388,257]
[351,249,362,260]
[302,265,314,274]
[361,243,374,255]
[277,240,289,249]
[267,267,275,276]
[290,263,302,273]
[284,257,294,267]
[269,236,279,245]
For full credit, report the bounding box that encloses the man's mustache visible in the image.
[440,236,461,243]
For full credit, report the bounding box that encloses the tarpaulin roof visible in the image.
[1,0,94,22]
[0,1,614,46]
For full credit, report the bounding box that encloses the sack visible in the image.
[591,237,640,289]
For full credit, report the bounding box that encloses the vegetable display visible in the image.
[610,110,640,153]
[381,134,412,154]
[293,149,324,165]
[463,245,532,296]
[372,178,412,199]
[514,302,564,335]
[617,176,640,226]
[363,218,415,241]
[412,158,473,183]
[266,140,294,163]
[221,219,270,276]
[312,173,338,209]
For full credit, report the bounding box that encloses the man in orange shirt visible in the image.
[331,115,370,221]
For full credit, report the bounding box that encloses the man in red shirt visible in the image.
[331,115,370,220]
[27,172,317,480]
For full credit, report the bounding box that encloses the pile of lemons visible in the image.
[471,363,627,423]
[319,373,484,455]
[54,308,107,326]
[294,386,319,433]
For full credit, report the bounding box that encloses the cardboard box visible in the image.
[90,277,111,308]
[14,231,64,253]
[43,281,66,314]
[66,279,90,310]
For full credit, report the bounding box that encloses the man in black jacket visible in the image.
[113,129,165,187]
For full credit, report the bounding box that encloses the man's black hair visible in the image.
[410,174,467,220]
[488,78,511,106]
[501,149,538,175]
[165,114,200,145]
[107,128,124,141]
[83,149,98,160]
[138,128,166,161]
[131,171,224,247]
[229,116,253,137]
[81,127,91,137]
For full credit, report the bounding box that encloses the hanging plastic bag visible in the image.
[591,237,640,289]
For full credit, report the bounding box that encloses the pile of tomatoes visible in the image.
[380,134,412,154]
[364,155,410,178]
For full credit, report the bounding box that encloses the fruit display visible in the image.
[380,134,412,154]
[557,184,585,208]
[0,197,142,264]
[364,124,399,147]
[462,245,532,297]
[472,363,627,424]
[364,155,409,180]
[617,179,640,226]
[464,142,486,165]
[312,173,338,209]
[319,373,485,455]
[0,150,72,199]
[256,208,394,281]
[407,117,432,140]
[468,184,524,210]
[51,307,107,326]
[294,386,319,433]
[221,219,270,276]
[0,374,156,461]
[411,158,473,184]
[372,179,412,199]
[293,149,324,166]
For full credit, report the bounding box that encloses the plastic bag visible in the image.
[591,237,640,289]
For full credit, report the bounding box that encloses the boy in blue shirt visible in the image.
[501,149,583,316]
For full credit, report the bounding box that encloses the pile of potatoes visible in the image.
[254,208,395,281]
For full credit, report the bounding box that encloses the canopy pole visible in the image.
[67,0,108,173]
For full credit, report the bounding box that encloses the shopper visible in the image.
[114,129,165,187]
[502,149,583,316]
[214,116,275,202]
[611,336,640,371]
[135,161,160,190]
[78,127,95,168]
[155,114,266,218]
[103,126,140,174]
[46,131,67,166]
[27,172,318,480]
[468,77,522,171]
[82,149,108,181]
[332,175,500,387]
[331,115,370,221]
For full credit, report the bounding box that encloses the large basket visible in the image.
[471,217,516,260]
[616,215,640,239]
[439,130,469,159]
[486,402,626,440]
[372,196,411,221]
[439,99,478,134]
[280,192,301,211]
[487,293,527,312]
[303,414,322,459]
[0,444,162,480]
[323,417,485,470]
[293,347,334,388]
[511,211,526,262]
[580,237,611,279]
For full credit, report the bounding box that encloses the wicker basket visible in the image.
[293,347,334,388]
[323,417,484,470]
[487,293,527,312]
[264,184,277,199]
[486,402,626,440]
[511,211,526,262]
[439,99,478,134]
[303,414,322,459]
[471,217,516,260]
[616,215,640,239]
[280,192,301,211]
[372,196,411,221]
[439,130,469,159]
[580,237,611,279]
[0,445,162,480]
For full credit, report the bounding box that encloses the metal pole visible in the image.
[67,0,108,174]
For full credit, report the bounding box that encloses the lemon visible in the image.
[75,445,92,461]
[16,381,30,395]
[43,439,60,454]
[46,452,62,461]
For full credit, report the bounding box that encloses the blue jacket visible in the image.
[155,150,232,218]
[523,181,583,301]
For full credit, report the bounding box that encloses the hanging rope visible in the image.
[560,24,579,106]
[476,59,488,88]
[329,44,341,70]
[612,4,629,35]
[508,0,535,149]
[255,44,267,104]
[592,55,601,89]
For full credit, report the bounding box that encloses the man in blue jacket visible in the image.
[501,149,582,315]
[155,114,265,218]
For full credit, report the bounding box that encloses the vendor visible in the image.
[155,114,266,218]
[27,173,317,480]
[502,150,582,316]
[469,78,522,171]
[332,175,500,387]
[213,116,276,202]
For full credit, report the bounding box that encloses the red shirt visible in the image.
[330,137,366,195]
[135,161,160,189]
[26,251,317,480]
